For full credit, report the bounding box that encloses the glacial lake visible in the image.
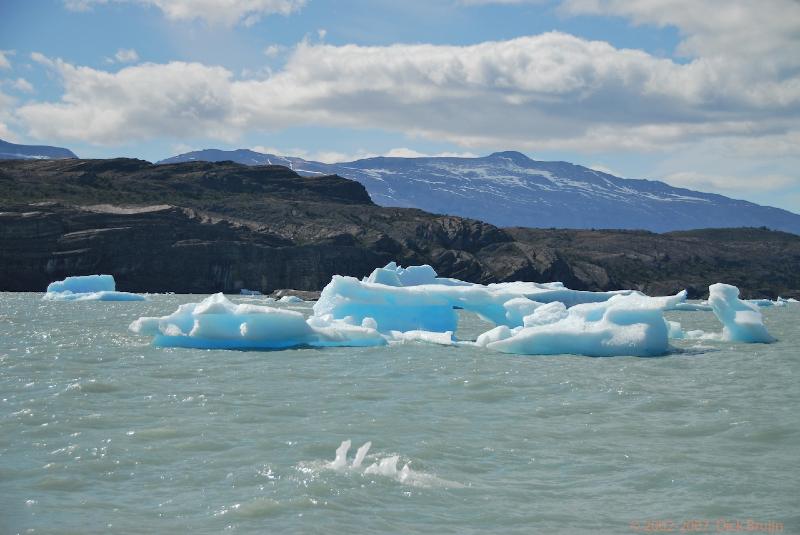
[1,293,798,534]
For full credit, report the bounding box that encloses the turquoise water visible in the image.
[1,293,798,534]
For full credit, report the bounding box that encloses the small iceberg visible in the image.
[476,293,672,357]
[129,292,384,349]
[709,283,775,343]
[239,289,262,296]
[43,275,146,302]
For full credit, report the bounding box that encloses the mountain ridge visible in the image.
[158,148,800,234]
[0,138,78,160]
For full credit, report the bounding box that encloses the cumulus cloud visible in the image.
[64,0,306,26]
[15,23,800,157]
[18,58,239,143]
[263,44,285,58]
[114,48,139,63]
[12,78,34,93]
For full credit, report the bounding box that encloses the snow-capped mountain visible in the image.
[0,138,77,160]
[158,149,800,234]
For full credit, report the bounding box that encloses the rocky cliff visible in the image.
[1,158,799,298]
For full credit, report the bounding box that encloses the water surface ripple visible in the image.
[1,293,797,533]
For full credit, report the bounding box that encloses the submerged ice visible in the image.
[317,439,461,488]
[129,262,778,356]
[44,274,146,302]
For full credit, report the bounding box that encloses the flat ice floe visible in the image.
[44,274,146,302]
[129,262,779,356]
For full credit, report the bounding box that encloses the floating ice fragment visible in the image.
[130,293,385,349]
[352,441,372,469]
[330,440,351,471]
[484,293,671,357]
[44,274,146,302]
[278,295,303,303]
[708,283,775,343]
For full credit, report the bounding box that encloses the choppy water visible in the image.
[1,293,798,534]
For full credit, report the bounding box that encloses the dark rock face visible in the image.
[1,159,799,298]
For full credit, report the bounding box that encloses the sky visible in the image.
[0,0,798,212]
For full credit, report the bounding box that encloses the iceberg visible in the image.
[128,262,780,355]
[364,262,471,287]
[479,293,671,357]
[314,263,645,333]
[278,295,304,303]
[708,283,775,343]
[44,274,146,301]
[129,293,385,349]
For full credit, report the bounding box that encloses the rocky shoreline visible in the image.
[1,158,799,298]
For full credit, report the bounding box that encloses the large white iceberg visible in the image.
[708,283,775,343]
[313,264,642,333]
[129,293,384,349]
[477,293,671,357]
[44,274,146,302]
[129,262,778,355]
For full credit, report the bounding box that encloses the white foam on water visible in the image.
[301,440,464,488]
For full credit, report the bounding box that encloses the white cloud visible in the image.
[0,89,19,141]
[663,171,794,193]
[64,0,306,26]
[0,50,13,70]
[114,48,139,63]
[561,0,800,64]
[12,78,34,93]
[18,58,239,143]
[263,44,286,58]
[249,145,478,163]
[16,24,800,158]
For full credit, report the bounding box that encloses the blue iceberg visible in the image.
[44,274,146,302]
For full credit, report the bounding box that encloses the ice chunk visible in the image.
[522,301,568,327]
[278,295,303,303]
[44,274,146,302]
[130,293,385,349]
[352,441,372,469]
[503,298,542,326]
[485,293,671,357]
[365,262,472,287]
[330,440,351,470]
[388,330,454,345]
[666,320,684,339]
[746,298,787,308]
[708,283,775,343]
[475,325,513,347]
[239,289,262,296]
[314,272,638,333]
[47,274,115,293]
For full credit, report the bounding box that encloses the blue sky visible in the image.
[0,0,798,212]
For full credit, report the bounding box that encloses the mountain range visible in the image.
[0,138,77,160]
[159,148,800,234]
